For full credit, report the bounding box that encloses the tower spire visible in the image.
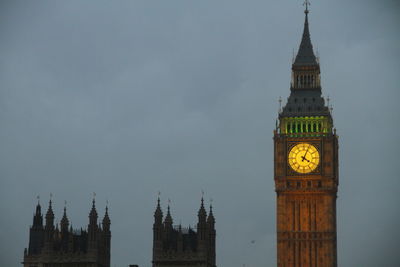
[198,194,207,224]
[89,194,98,226]
[207,200,215,225]
[154,194,163,224]
[60,200,69,232]
[164,199,173,226]
[294,0,317,67]
[45,196,54,229]
[102,202,111,231]
[32,196,43,229]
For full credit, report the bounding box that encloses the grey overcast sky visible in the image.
[0,0,399,266]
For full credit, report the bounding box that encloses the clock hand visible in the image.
[302,145,311,162]
[301,155,310,162]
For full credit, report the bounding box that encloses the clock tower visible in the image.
[274,4,338,267]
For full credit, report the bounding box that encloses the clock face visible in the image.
[288,143,320,174]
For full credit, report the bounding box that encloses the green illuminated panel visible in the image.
[280,116,331,135]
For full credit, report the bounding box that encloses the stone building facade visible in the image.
[152,198,216,267]
[274,4,339,267]
[23,199,111,267]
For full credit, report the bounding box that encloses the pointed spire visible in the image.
[198,195,207,221]
[207,201,215,225]
[60,201,69,232]
[89,193,98,226]
[164,200,173,227]
[154,195,163,224]
[33,196,43,228]
[45,196,54,229]
[102,204,111,231]
[293,1,318,67]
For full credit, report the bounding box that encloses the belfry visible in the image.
[274,2,339,266]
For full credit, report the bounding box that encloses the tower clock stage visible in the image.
[273,3,339,267]
[288,142,320,174]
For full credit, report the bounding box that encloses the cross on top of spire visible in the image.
[303,0,310,14]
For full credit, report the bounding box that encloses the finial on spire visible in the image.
[278,97,282,112]
[303,0,310,14]
[92,192,96,206]
[48,193,53,208]
[157,191,161,203]
[37,195,40,205]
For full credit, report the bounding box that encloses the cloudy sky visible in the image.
[0,0,399,266]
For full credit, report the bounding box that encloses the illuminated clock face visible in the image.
[288,143,320,174]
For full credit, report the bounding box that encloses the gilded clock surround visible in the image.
[288,143,320,174]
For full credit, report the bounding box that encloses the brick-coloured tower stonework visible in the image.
[274,5,339,267]
[23,198,111,267]
[152,198,216,267]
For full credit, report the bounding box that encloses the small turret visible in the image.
[154,197,163,225]
[89,198,98,227]
[60,204,69,233]
[88,197,98,249]
[32,200,43,229]
[164,203,173,229]
[207,203,216,266]
[207,204,215,227]
[197,197,208,253]
[45,199,54,230]
[198,197,207,223]
[28,198,44,255]
[102,205,111,232]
